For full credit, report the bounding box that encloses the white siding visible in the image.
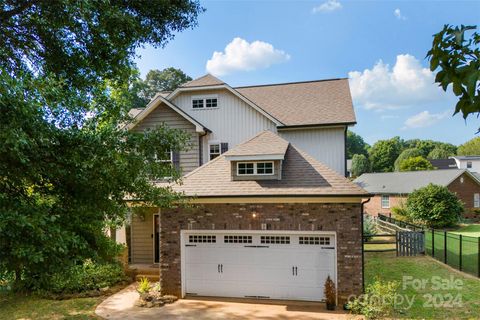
[279,127,346,175]
[173,89,277,163]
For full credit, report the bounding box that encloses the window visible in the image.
[467,161,473,169]
[209,144,221,160]
[191,96,218,109]
[189,235,216,243]
[261,236,290,244]
[381,195,390,209]
[224,235,252,243]
[237,162,274,176]
[475,193,480,208]
[299,236,330,245]
[155,151,173,163]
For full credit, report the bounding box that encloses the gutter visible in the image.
[361,197,371,293]
[276,122,357,130]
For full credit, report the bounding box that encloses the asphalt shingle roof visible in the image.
[167,131,368,197]
[354,169,469,194]
[225,130,289,157]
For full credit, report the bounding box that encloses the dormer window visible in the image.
[192,95,218,109]
[237,162,274,176]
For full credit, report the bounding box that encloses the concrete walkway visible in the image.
[95,284,357,320]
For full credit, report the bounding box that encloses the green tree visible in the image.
[141,68,192,99]
[405,184,464,228]
[369,137,403,172]
[404,139,456,158]
[346,131,369,158]
[427,25,479,126]
[458,137,480,155]
[0,0,203,290]
[394,148,423,171]
[428,146,456,159]
[398,156,435,172]
[351,154,370,177]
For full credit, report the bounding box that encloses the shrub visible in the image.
[406,184,464,228]
[324,276,336,308]
[137,277,151,294]
[348,279,399,320]
[47,260,125,294]
[363,215,376,242]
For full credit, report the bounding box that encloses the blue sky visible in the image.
[134,0,480,146]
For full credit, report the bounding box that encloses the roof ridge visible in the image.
[234,78,348,89]
[360,168,464,175]
[181,73,225,87]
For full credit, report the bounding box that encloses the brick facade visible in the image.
[159,202,363,303]
[363,195,407,216]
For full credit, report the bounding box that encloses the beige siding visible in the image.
[172,89,277,164]
[279,127,346,175]
[132,103,200,175]
[131,211,155,264]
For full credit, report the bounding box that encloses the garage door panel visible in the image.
[183,232,336,302]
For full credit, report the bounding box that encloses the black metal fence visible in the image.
[425,230,480,277]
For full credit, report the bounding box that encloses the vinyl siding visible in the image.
[131,211,154,264]
[132,103,200,175]
[279,127,346,175]
[172,89,277,164]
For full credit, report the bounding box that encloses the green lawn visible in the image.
[452,224,480,237]
[365,252,480,319]
[0,293,104,320]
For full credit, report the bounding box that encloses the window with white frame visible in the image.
[209,144,221,160]
[467,161,473,169]
[155,150,173,163]
[474,193,480,208]
[237,162,274,176]
[191,96,218,109]
[381,195,390,209]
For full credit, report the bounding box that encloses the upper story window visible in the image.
[192,95,218,109]
[381,195,390,209]
[237,162,274,176]
[155,151,173,163]
[209,142,228,161]
[467,161,473,169]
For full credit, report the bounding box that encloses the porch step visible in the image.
[135,274,160,282]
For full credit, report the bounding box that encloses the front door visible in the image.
[154,215,160,263]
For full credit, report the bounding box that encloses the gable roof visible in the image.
[354,169,480,194]
[125,94,210,133]
[429,158,458,170]
[224,130,289,160]
[235,78,356,127]
[167,131,368,197]
[181,74,225,88]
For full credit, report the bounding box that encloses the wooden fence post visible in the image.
[459,235,463,272]
[444,231,447,264]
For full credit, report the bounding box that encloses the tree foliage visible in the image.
[405,184,464,228]
[458,137,480,155]
[427,25,479,125]
[0,0,203,290]
[428,146,456,159]
[398,156,434,172]
[351,154,370,177]
[404,139,456,158]
[347,130,369,158]
[394,148,423,171]
[369,137,403,172]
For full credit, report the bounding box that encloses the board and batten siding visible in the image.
[279,127,346,175]
[131,103,200,175]
[172,89,277,163]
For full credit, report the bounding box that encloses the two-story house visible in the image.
[125,74,368,304]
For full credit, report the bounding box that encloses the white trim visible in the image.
[167,85,283,126]
[153,213,159,263]
[381,195,390,209]
[225,154,285,161]
[191,94,219,110]
[208,142,221,161]
[180,229,337,301]
[237,161,274,176]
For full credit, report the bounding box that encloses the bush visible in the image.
[348,279,399,320]
[406,184,464,228]
[47,260,126,294]
[363,215,376,242]
[137,277,151,294]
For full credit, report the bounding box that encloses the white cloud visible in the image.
[206,38,290,76]
[403,110,449,129]
[348,54,446,111]
[312,0,342,13]
[394,8,406,20]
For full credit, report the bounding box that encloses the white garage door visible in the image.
[182,231,336,302]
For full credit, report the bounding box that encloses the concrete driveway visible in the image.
[95,284,358,320]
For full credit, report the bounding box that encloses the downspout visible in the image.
[344,126,348,177]
[361,197,371,293]
[199,130,208,166]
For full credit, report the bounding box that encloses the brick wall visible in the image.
[363,195,407,216]
[159,202,363,303]
[448,173,480,219]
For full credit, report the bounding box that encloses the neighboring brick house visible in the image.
[138,131,368,304]
[354,169,480,219]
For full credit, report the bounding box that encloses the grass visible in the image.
[365,252,480,319]
[364,242,396,251]
[0,293,104,320]
[452,224,480,237]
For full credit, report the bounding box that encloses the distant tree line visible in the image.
[348,131,480,177]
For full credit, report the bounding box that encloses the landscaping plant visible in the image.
[324,276,336,310]
[137,277,151,295]
[363,215,377,242]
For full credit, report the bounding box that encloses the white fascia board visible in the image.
[225,154,285,161]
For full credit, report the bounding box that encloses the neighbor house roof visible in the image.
[354,169,480,194]
[167,131,368,197]
[181,74,225,88]
[235,78,356,127]
[429,158,458,170]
